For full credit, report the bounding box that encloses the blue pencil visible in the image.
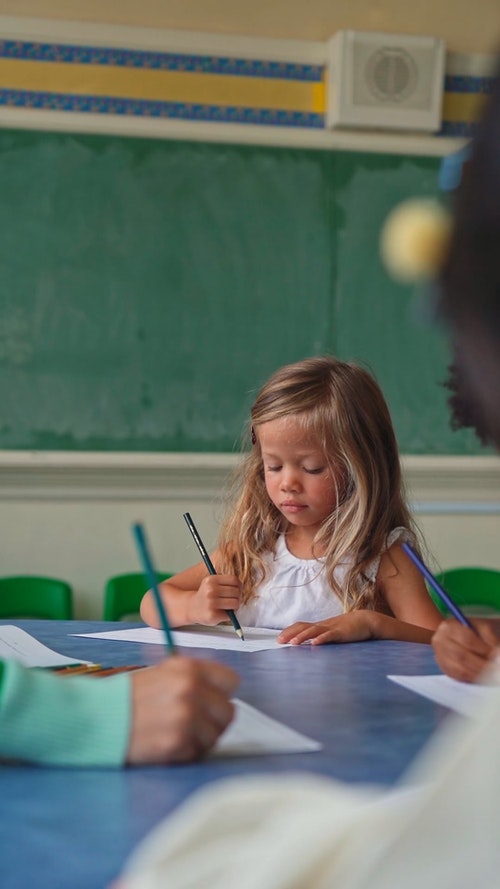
[183,512,245,641]
[132,522,177,654]
[402,542,477,632]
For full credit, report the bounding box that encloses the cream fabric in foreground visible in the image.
[121,683,500,889]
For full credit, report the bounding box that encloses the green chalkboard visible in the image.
[0,128,482,454]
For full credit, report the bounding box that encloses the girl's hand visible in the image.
[187,574,241,626]
[432,618,500,683]
[277,611,376,646]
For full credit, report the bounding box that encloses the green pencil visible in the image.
[133,522,177,654]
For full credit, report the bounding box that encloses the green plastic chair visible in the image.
[432,567,500,616]
[103,571,172,622]
[0,575,73,620]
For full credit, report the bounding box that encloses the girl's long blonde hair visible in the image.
[218,356,419,610]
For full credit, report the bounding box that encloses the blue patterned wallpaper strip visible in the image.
[0,85,484,134]
[0,39,323,81]
[444,75,495,94]
[439,120,480,137]
[0,87,325,127]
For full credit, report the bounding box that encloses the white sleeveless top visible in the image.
[236,527,411,630]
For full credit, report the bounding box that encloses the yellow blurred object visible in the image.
[380,198,451,283]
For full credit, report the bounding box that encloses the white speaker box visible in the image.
[326,30,445,132]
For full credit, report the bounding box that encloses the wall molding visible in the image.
[0,451,499,510]
[402,455,500,513]
[0,105,462,155]
[0,451,239,501]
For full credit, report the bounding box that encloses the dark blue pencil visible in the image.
[183,512,245,641]
[133,522,177,654]
[402,542,477,632]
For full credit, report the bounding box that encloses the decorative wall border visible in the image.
[0,33,325,129]
[0,16,496,151]
[0,39,323,79]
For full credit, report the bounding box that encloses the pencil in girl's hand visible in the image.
[133,522,177,654]
[183,512,245,641]
[401,542,477,632]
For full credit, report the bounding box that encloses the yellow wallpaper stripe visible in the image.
[0,58,325,114]
[442,91,489,124]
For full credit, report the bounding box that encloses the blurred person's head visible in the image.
[438,66,500,449]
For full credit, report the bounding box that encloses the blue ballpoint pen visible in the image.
[402,542,477,632]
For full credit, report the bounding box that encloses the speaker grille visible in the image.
[365,48,418,102]
[327,30,445,131]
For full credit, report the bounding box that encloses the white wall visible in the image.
[1,452,499,619]
[1,0,499,52]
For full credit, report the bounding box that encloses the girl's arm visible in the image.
[376,542,443,634]
[139,551,242,629]
[278,543,443,645]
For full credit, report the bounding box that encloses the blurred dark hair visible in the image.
[437,62,500,447]
[438,63,500,333]
[443,361,490,445]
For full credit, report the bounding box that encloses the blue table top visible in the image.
[0,619,448,889]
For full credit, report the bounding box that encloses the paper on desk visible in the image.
[73,625,289,652]
[214,698,321,756]
[0,625,93,668]
[388,673,496,718]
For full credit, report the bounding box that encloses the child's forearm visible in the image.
[370,611,436,644]
[140,585,196,628]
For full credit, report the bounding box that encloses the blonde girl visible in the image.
[141,356,442,644]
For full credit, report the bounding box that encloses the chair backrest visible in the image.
[0,575,73,620]
[433,567,500,616]
[103,572,172,621]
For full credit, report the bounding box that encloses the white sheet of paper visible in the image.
[214,698,322,756]
[388,673,496,717]
[73,625,289,652]
[0,625,93,668]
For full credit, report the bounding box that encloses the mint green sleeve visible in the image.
[0,659,131,767]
